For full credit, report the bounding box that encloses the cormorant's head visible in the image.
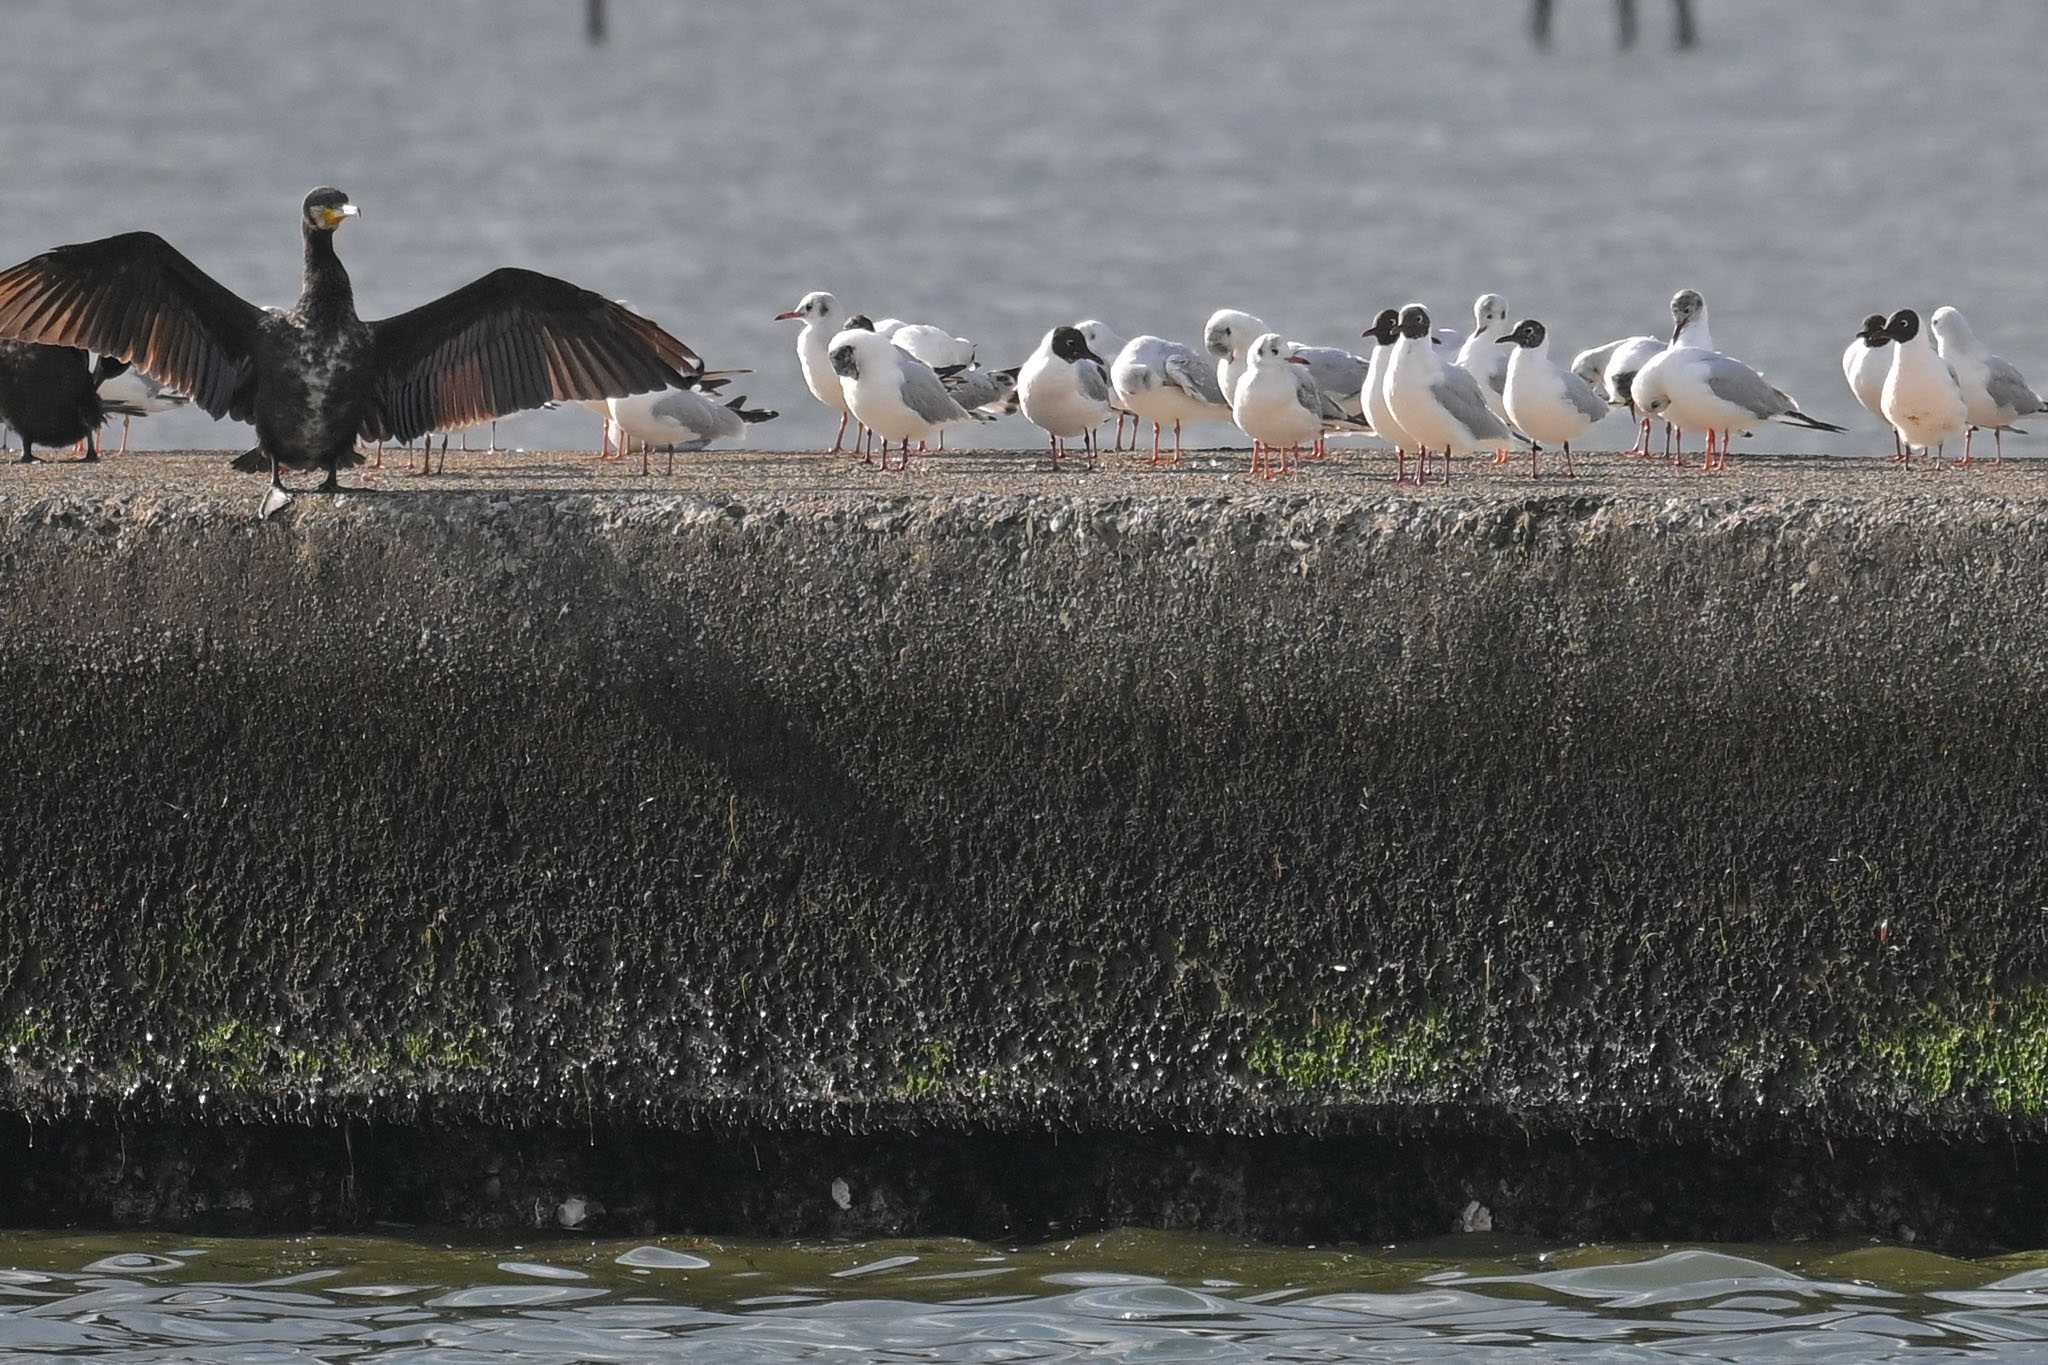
[1669,288,1705,342]
[1885,308,1920,344]
[1397,304,1432,340]
[1361,308,1401,345]
[1857,313,1891,348]
[776,290,837,323]
[302,187,358,233]
[1499,318,1546,349]
[1048,326,1104,367]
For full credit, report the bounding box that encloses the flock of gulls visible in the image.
[0,188,2043,514]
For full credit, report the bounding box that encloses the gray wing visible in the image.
[1562,370,1610,423]
[651,388,741,442]
[1431,364,1512,441]
[1985,354,2045,418]
[1297,346,1368,408]
[1162,346,1228,405]
[1701,354,1794,419]
[1292,364,1328,419]
[899,358,970,424]
[1076,358,1113,404]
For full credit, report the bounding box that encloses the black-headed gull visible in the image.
[1362,308,1421,483]
[1879,308,1968,465]
[1841,314,1901,461]
[92,366,189,455]
[1383,304,1515,484]
[1230,332,1321,479]
[1499,318,1608,477]
[1930,306,2047,465]
[1452,293,1512,417]
[609,385,777,474]
[1110,335,1231,465]
[1631,289,1843,472]
[890,323,976,370]
[1074,320,1139,448]
[828,328,974,471]
[1572,334,1663,456]
[775,290,862,453]
[1018,325,1113,468]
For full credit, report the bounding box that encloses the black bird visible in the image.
[0,342,131,463]
[0,187,701,492]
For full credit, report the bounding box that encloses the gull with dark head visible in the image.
[1018,325,1113,468]
[1841,313,1901,460]
[828,327,974,471]
[1630,289,1844,472]
[1879,308,1968,466]
[1499,317,1608,477]
[1383,303,1515,483]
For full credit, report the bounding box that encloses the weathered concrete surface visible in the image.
[4,452,2048,1159]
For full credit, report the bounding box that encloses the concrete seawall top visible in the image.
[4,450,2047,1142]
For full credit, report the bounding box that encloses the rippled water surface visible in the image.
[7,1232,2048,1362]
[2,1,2046,457]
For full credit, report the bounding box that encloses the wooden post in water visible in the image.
[586,0,607,45]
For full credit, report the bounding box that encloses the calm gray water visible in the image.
[7,1233,2048,1362]
[3,1,2046,457]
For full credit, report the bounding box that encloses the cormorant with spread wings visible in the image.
[0,187,700,492]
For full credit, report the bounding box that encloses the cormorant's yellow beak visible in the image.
[320,204,359,229]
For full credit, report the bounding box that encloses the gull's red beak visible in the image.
[773,310,801,321]
[1286,355,1311,366]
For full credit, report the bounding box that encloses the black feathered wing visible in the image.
[365,268,700,442]
[0,232,263,419]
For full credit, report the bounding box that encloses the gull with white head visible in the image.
[1111,334,1231,465]
[1230,332,1322,479]
[1930,305,2047,465]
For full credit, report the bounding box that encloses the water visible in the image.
[3,1,2046,457]
[6,1231,2048,1361]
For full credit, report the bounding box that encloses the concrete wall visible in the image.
[3,487,2046,1142]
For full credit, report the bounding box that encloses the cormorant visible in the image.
[0,342,130,463]
[0,187,700,491]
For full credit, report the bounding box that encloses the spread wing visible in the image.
[0,231,263,418]
[367,268,701,442]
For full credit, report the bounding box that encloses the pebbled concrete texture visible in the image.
[3,455,2048,1157]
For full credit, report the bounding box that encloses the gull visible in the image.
[610,384,777,474]
[1841,313,1902,460]
[1110,334,1231,465]
[1230,332,1321,479]
[1073,320,1140,448]
[1018,325,1113,468]
[1362,308,1421,483]
[93,365,190,454]
[1383,303,1515,483]
[775,290,863,453]
[1930,305,2047,465]
[1204,308,1265,405]
[1630,288,1843,472]
[1879,308,1968,465]
[937,362,1020,415]
[1499,317,1608,477]
[890,323,976,370]
[1572,334,1663,455]
[1452,292,1512,417]
[1201,307,1368,461]
[828,327,975,471]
